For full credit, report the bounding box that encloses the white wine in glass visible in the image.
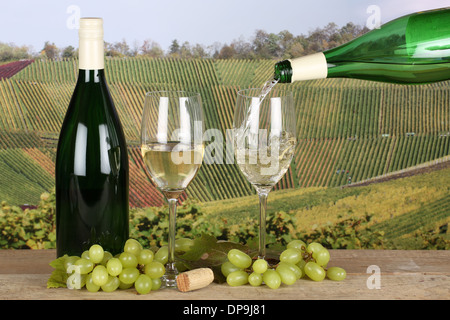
[141,142,204,194]
[234,88,296,259]
[236,131,296,189]
[141,91,204,288]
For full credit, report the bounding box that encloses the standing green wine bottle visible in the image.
[275,7,450,84]
[56,18,129,257]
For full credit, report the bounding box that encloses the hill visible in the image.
[343,156,450,187]
[0,60,34,79]
[0,57,449,208]
[200,164,450,249]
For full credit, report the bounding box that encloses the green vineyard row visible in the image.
[0,57,448,207]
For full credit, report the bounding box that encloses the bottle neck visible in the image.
[274,60,293,83]
[79,37,104,70]
[77,69,106,83]
[275,52,328,83]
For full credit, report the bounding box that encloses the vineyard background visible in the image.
[0,57,449,248]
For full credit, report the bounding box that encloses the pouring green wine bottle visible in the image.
[274,7,450,84]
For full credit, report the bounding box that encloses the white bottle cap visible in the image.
[289,52,327,81]
[79,18,104,70]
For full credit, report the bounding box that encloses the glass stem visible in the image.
[258,191,269,259]
[165,197,178,287]
[168,198,177,265]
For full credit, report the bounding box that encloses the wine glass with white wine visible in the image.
[141,91,204,288]
[233,88,296,259]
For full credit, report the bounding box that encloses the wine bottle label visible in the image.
[79,18,105,70]
[288,52,328,81]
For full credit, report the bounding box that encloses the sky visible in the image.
[1,0,449,53]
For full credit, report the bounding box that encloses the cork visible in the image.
[176,268,214,292]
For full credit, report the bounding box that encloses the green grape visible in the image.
[144,261,166,279]
[175,238,194,252]
[306,242,324,255]
[304,261,326,281]
[278,262,302,279]
[221,261,242,277]
[124,238,142,257]
[287,239,307,252]
[248,272,263,287]
[276,264,297,285]
[252,259,268,274]
[74,258,94,274]
[227,249,252,269]
[88,244,104,264]
[135,274,153,294]
[312,248,330,267]
[154,246,168,264]
[100,251,113,265]
[106,257,123,277]
[81,250,90,260]
[80,274,87,288]
[296,259,307,278]
[262,269,281,289]
[63,256,80,271]
[119,252,138,268]
[226,270,249,287]
[151,277,162,291]
[92,265,109,286]
[138,249,154,265]
[86,274,100,292]
[327,267,347,281]
[119,280,133,290]
[119,267,140,284]
[279,248,302,265]
[101,276,120,292]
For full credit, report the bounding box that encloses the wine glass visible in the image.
[233,88,296,259]
[141,91,204,288]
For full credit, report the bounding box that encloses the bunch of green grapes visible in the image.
[222,240,346,289]
[63,239,170,294]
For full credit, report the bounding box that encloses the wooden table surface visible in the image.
[0,249,448,300]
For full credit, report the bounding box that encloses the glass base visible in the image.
[161,262,178,289]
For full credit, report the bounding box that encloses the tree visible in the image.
[0,43,14,61]
[105,39,130,57]
[267,32,282,58]
[278,30,294,58]
[191,44,209,59]
[61,46,76,59]
[307,25,332,52]
[42,41,59,60]
[217,44,236,59]
[180,41,192,59]
[140,39,164,58]
[114,39,131,56]
[252,30,282,59]
[130,40,140,57]
[169,39,180,57]
[208,42,222,59]
[230,37,254,59]
[285,41,305,59]
[252,29,271,59]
